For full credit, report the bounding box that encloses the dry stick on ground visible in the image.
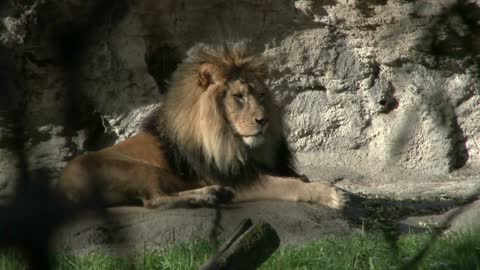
[199,219,280,270]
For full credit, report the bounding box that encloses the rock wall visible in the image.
[1,0,479,193]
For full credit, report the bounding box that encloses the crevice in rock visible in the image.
[354,0,388,17]
[371,79,399,114]
[371,61,380,82]
[82,112,118,152]
[378,99,398,114]
[145,44,181,93]
[450,117,469,170]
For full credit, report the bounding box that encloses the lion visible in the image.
[56,43,347,210]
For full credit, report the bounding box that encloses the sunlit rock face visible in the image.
[1,0,479,196]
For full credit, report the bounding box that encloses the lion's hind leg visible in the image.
[143,185,235,209]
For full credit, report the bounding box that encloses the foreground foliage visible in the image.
[1,230,479,270]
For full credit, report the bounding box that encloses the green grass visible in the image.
[1,231,479,270]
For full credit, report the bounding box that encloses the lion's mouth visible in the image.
[242,132,263,137]
[241,133,264,148]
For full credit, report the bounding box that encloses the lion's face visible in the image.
[158,43,285,174]
[222,74,270,148]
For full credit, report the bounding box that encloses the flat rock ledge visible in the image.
[51,168,480,255]
[399,199,480,234]
[52,201,350,255]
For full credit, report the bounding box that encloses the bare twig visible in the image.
[199,219,280,270]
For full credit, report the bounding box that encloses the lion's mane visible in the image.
[142,43,298,187]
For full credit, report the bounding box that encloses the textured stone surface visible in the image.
[52,202,350,254]
[0,0,479,189]
[399,199,480,233]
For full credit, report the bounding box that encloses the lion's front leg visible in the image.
[233,176,347,209]
[301,181,347,209]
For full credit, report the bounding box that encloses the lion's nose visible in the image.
[255,117,269,126]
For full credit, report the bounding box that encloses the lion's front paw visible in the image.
[305,182,348,209]
[327,187,348,209]
[204,185,235,205]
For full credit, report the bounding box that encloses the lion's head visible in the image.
[144,43,296,184]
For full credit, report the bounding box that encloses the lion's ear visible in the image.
[198,63,217,89]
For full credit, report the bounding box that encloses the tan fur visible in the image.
[56,43,347,209]
[160,43,275,173]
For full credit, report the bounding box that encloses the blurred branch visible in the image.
[200,219,280,270]
[400,189,480,269]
